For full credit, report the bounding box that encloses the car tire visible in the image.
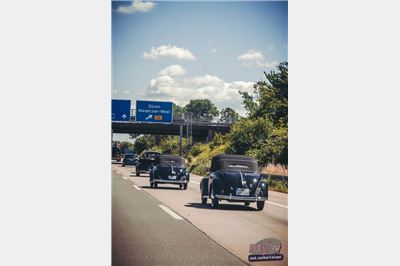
[183,183,188,190]
[150,182,154,188]
[136,171,140,176]
[154,182,158,188]
[256,201,265,211]
[179,184,183,189]
[244,202,250,207]
[211,187,219,209]
[122,164,125,167]
[201,197,207,205]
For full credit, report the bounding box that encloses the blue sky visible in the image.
[112,1,287,118]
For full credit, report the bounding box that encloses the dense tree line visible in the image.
[227,62,288,165]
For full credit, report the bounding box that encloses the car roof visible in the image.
[211,154,258,172]
[159,154,183,159]
[212,154,256,161]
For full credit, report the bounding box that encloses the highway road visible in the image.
[112,164,288,265]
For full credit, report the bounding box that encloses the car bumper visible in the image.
[212,194,267,202]
[154,179,188,184]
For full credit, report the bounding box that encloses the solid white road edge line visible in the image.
[267,201,288,208]
[158,205,183,220]
[190,180,200,184]
[132,184,141,190]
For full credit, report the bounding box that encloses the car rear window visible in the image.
[227,164,249,169]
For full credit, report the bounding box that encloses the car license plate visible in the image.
[168,175,176,180]
[236,188,250,196]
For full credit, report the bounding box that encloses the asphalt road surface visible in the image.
[112,164,288,266]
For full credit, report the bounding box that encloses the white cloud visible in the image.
[237,49,277,68]
[268,45,274,51]
[143,45,196,60]
[145,72,254,116]
[238,50,265,61]
[116,0,156,14]
[158,65,186,76]
[210,48,217,54]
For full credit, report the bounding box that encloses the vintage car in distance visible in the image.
[135,151,161,176]
[200,154,268,210]
[149,155,190,190]
[122,153,137,167]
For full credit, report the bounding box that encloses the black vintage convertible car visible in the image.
[135,151,161,176]
[200,154,268,210]
[149,155,190,189]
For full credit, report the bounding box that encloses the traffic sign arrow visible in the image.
[121,113,127,119]
[145,115,153,120]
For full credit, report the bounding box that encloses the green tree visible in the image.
[183,99,219,121]
[245,62,288,126]
[133,135,156,154]
[219,107,239,123]
[173,103,184,119]
[230,62,288,165]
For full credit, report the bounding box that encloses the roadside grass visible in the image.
[261,163,288,176]
[265,178,288,193]
[187,142,227,176]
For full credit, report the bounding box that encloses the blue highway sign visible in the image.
[112,99,131,122]
[136,100,173,124]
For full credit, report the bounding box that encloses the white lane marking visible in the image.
[132,184,141,190]
[190,180,200,185]
[116,171,120,174]
[121,176,128,180]
[158,205,183,220]
[267,201,288,208]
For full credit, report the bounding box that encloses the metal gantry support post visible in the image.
[179,122,183,156]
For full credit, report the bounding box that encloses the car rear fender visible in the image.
[200,177,209,196]
[258,180,268,199]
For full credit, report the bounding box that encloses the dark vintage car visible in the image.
[135,151,161,176]
[200,154,268,210]
[122,153,137,167]
[149,155,190,189]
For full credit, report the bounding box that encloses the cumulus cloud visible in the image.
[237,49,277,68]
[143,45,196,60]
[158,65,186,76]
[145,72,254,116]
[116,0,156,14]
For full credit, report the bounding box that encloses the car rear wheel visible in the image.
[256,201,265,211]
[150,181,154,188]
[211,187,219,209]
[183,183,188,190]
[244,202,250,207]
[201,196,207,205]
[136,170,140,176]
[154,182,158,188]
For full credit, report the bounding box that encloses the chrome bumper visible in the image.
[214,194,267,201]
[154,179,188,184]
